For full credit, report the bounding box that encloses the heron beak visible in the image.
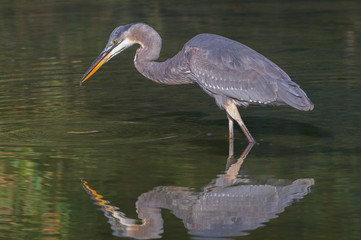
[80,38,135,85]
[80,46,116,85]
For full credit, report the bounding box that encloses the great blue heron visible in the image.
[80,23,314,143]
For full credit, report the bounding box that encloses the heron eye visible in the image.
[112,40,118,44]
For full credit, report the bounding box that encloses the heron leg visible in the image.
[224,101,255,143]
[227,114,234,140]
[227,114,234,157]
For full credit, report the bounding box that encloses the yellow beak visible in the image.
[80,46,115,85]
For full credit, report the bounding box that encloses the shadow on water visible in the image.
[82,143,314,239]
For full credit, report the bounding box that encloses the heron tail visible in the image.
[277,81,314,111]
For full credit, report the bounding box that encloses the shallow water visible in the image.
[1,0,361,239]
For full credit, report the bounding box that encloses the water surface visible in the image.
[1,0,361,239]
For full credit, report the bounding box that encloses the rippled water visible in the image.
[1,0,361,239]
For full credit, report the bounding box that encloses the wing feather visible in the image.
[183,34,313,110]
[184,34,285,107]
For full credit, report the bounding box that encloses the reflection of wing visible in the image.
[188,178,314,237]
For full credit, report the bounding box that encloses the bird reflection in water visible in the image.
[82,143,314,239]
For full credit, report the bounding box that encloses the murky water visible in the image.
[1,0,361,239]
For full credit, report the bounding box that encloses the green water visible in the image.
[1,0,360,239]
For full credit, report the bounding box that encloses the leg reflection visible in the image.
[226,141,254,176]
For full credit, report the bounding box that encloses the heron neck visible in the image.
[131,27,165,83]
[132,24,193,85]
[134,59,167,84]
[134,47,194,85]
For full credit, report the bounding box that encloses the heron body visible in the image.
[80,23,314,143]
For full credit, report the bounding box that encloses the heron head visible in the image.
[80,24,138,84]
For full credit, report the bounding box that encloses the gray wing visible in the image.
[184,34,313,110]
